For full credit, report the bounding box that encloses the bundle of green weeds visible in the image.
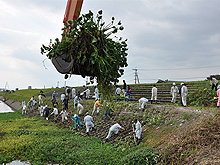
[41,10,128,100]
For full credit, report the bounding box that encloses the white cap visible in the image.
[173,83,176,85]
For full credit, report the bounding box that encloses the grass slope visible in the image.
[0,81,220,164]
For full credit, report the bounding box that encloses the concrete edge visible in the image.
[0,95,22,111]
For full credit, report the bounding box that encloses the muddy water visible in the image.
[0,101,14,113]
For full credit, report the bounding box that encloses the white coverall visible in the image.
[151,87,157,101]
[21,101,26,115]
[77,103,84,115]
[51,108,58,115]
[139,98,148,110]
[181,85,188,106]
[94,87,99,100]
[106,123,121,139]
[74,96,82,108]
[22,105,26,115]
[38,95,43,105]
[21,100,26,109]
[170,86,178,103]
[85,89,90,99]
[38,106,44,116]
[84,115,94,132]
[60,110,68,122]
[134,121,142,139]
[72,88,76,99]
[61,94,65,102]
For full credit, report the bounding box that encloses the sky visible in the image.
[1,0,220,90]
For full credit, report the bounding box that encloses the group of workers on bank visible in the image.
[20,85,143,145]
[20,76,219,145]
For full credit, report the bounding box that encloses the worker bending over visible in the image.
[105,122,125,142]
[72,114,83,131]
[139,97,148,112]
[84,112,94,136]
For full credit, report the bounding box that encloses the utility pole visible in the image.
[57,81,59,88]
[133,68,140,84]
[5,82,9,91]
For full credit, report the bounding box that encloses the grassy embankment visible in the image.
[0,89,160,164]
[0,81,220,164]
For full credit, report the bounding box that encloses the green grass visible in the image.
[0,111,157,164]
[0,89,52,104]
[0,110,25,121]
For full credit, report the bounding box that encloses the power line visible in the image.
[138,65,220,71]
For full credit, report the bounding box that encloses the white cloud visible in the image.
[1,0,220,89]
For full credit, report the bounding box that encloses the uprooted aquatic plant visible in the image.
[41,10,128,100]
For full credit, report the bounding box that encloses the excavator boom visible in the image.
[63,0,83,24]
[52,0,84,74]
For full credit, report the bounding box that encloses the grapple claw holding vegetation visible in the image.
[41,10,128,99]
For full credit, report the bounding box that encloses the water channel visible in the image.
[0,100,14,113]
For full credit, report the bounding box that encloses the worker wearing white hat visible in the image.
[139,97,148,112]
[170,83,178,103]
[105,122,125,142]
[84,112,94,136]
[151,84,157,104]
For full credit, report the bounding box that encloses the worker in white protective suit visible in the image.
[84,112,94,136]
[85,87,90,99]
[105,122,125,142]
[72,88,76,99]
[38,105,44,116]
[21,100,26,107]
[74,92,82,108]
[60,108,68,123]
[77,103,84,116]
[170,83,178,103]
[60,93,65,103]
[38,94,43,105]
[133,119,142,145]
[94,86,99,101]
[151,84,157,104]
[51,105,59,122]
[139,97,148,112]
[22,105,26,115]
[181,83,188,107]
